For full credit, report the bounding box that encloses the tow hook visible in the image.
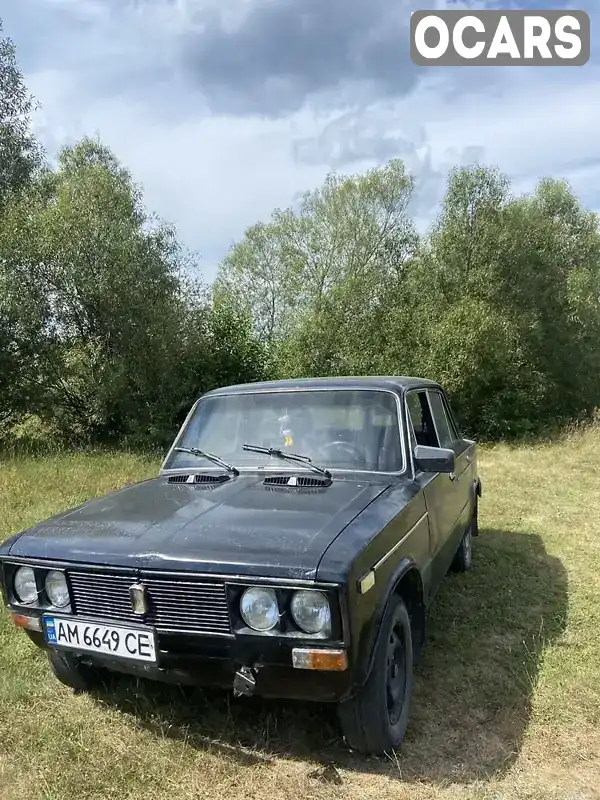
[233,666,256,697]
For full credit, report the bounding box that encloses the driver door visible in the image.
[405,389,465,596]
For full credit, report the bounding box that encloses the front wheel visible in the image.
[47,649,107,692]
[337,596,413,755]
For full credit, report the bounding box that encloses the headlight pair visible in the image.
[239,586,331,636]
[13,566,70,608]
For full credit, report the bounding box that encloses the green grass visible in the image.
[1,433,599,800]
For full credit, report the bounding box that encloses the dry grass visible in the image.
[1,432,599,800]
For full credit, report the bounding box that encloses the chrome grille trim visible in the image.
[67,571,232,635]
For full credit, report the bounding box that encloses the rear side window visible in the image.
[427,391,457,449]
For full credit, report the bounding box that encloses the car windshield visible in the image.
[164,389,404,473]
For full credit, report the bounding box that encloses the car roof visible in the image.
[202,376,443,397]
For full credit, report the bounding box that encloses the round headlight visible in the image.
[290,590,331,635]
[240,587,279,632]
[45,570,70,608]
[13,566,38,605]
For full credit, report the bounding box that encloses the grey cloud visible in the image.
[181,0,420,116]
[5,0,434,121]
[292,109,428,168]
[3,0,210,126]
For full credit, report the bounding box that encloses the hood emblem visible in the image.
[129,582,148,616]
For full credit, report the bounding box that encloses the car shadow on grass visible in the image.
[92,528,568,784]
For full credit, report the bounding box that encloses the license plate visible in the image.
[43,616,157,663]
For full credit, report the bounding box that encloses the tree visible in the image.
[215,218,295,346]
[0,18,46,429]
[502,179,600,423]
[407,166,600,438]
[218,159,418,376]
[0,18,268,447]
[0,137,269,446]
[0,19,42,205]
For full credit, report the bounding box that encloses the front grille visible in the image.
[68,571,232,636]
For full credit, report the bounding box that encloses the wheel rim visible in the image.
[386,621,407,726]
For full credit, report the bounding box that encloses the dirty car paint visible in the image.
[4,475,390,579]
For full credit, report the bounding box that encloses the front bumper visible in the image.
[22,620,354,702]
[2,559,353,702]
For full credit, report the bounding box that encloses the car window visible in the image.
[427,391,456,448]
[406,391,438,448]
[166,389,404,473]
[442,395,461,439]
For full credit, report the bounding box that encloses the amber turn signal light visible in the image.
[11,612,42,632]
[292,648,348,671]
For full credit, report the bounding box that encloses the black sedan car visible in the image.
[0,377,481,755]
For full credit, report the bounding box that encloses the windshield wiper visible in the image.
[243,444,332,479]
[173,447,239,476]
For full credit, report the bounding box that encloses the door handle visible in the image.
[449,472,457,482]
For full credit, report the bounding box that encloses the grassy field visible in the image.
[1,432,599,800]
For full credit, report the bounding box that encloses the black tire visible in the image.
[47,649,106,692]
[471,497,479,537]
[451,522,473,573]
[337,596,413,755]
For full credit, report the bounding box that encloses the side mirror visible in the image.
[413,444,455,474]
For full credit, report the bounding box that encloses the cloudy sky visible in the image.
[3,0,599,279]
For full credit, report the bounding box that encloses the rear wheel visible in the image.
[337,596,413,755]
[471,496,479,537]
[451,518,474,573]
[47,649,106,692]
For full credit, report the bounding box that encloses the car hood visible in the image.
[5,475,390,580]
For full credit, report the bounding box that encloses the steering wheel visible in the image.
[319,440,365,466]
